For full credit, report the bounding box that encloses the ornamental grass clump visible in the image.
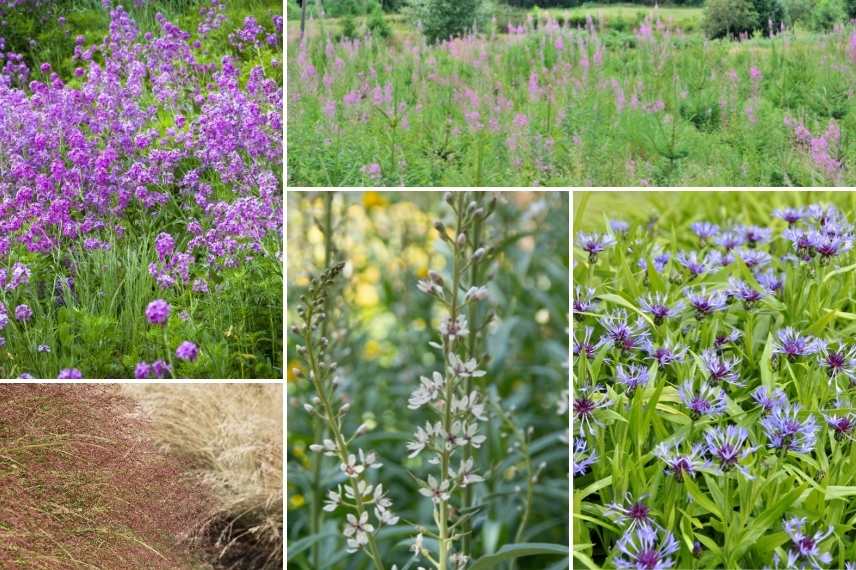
[573,192,856,570]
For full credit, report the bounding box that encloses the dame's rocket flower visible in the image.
[760,404,818,454]
[614,526,679,570]
[678,381,727,418]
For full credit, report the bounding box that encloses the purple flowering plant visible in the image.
[574,193,856,569]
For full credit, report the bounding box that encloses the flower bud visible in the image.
[456,233,466,247]
[472,247,486,260]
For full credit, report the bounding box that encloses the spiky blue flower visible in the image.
[599,309,650,353]
[616,363,649,393]
[701,349,743,386]
[684,287,727,317]
[760,404,818,454]
[690,221,719,242]
[573,326,600,360]
[610,219,630,235]
[675,250,709,277]
[782,516,833,569]
[577,232,616,262]
[755,269,785,294]
[823,398,856,440]
[644,340,687,367]
[637,251,671,273]
[726,277,767,305]
[818,342,856,382]
[713,328,742,350]
[678,381,727,418]
[638,293,684,325]
[773,327,823,361]
[605,493,658,532]
[654,440,708,482]
[614,526,679,570]
[573,286,599,316]
[740,225,773,247]
[736,248,772,269]
[573,438,597,477]
[752,386,789,413]
[773,207,805,226]
[573,385,612,436]
[714,230,745,251]
[704,425,756,478]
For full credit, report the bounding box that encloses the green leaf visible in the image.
[759,332,774,388]
[598,293,654,327]
[575,475,613,501]
[825,486,856,501]
[571,547,600,570]
[286,531,338,561]
[683,476,723,520]
[470,543,569,570]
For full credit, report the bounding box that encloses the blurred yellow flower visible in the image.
[289,494,306,509]
[362,191,388,209]
[287,359,302,383]
[356,282,379,307]
[363,339,383,359]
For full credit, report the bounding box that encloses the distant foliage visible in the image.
[407,0,492,43]
[811,0,848,30]
[704,0,759,38]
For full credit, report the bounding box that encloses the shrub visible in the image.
[752,0,785,34]
[847,0,856,18]
[811,0,847,30]
[406,0,491,43]
[703,0,760,38]
[782,0,813,25]
[367,3,392,37]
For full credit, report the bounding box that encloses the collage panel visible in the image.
[0,0,284,379]
[0,383,283,569]
[572,191,856,569]
[286,191,570,569]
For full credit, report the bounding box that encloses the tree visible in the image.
[407,0,491,44]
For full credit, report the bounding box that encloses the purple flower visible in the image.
[572,326,600,360]
[573,286,599,316]
[714,231,745,251]
[713,328,742,350]
[818,342,856,381]
[654,440,707,482]
[599,310,650,353]
[773,207,805,226]
[644,340,687,367]
[57,368,83,379]
[726,277,767,305]
[155,232,175,261]
[614,526,679,570]
[704,425,756,478]
[615,363,650,393]
[773,328,823,361]
[577,232,616,262]
[684,287,727,317]
[637,251,671,273]
[176,341,198,362]
[701,349,743,386]
[15,304,33,322]
[573,438,597,477]
[760,405,817,454]
[752,386,789,413]
[736,248,772,269]
[782,517,833,569]
[690,221,719,242]
[145,299,171,325]
[741,225,773,247]
[675,251,709,277]
[678,381,727,418]
[755,270,785,294]
[823,399,856,440]
[812,232,852,259]
[573,385,612,436]
[605,493,658,532]
[610,219,630,235]
[135,361,153,379]
[638,293,684,324]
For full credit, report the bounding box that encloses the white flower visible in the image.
[450,552,470,569]
[417,278,444,296]
[408,371,445,409]
[453,421,486,448]
[344,511,374,552]
[453,457,484,487]
[309,438,338,456]
[407,421,442,457]
[440,315,469,341]
[345,480,373,500]
[418,475,451,504]
[451,390,487,421]
[341,454,365,478]
[449,353,485,379]
[323,486,342,512]
[411,532,424,554]
[464,286,489,302]
[359,448,383,469]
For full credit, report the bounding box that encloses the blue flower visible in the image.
[638,293,684,324]
[615,526,679,570]
[714,230,745,251]
[782,516,833,569]
[577,232,616,262]
[704,425,756,478]
[573,286,599,316]
[773,327,823,361]
[736,248,772,269]
[760,404,818,454]
[644,339,687,367]
[817,342,856,382]
[684,287,728,317]
[654,440,708,482]
[599,309,651,353]
[773,207,805,226]
[690,221,719,242]
[726,277,767,305]
[678,381,727,418]
[615,363,650,393]
[752,386,789,413]
[701,348,743,386]
[573,438,598,477]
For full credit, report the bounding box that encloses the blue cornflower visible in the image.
[714,230,745,251]
[690,221,719,243]
[812,231,852,259]
[614,526,679,570]
[678,381,727,418]
[615,363,649,393]
[577,232,616,263]
[610,219,630,235]
[823,398,856,440]
[573,286,599,316]
[806,203,844,227]
[573,385,612,436]
[752,386,789,413]
[701,348,743,386]
[654,440,708,482]
[713,328,742,350]
[637,251,671,273]
[773,207,805,226]
[760,404,818,454]
[773,327,823,361]
[573,438,598,477]
[726,277,767,305]
[684,287,727,317]
[782,516,833,569]
[573,326,600,360]
[818,342,856,382]
[605,493,658,532]
[675,251,709,277]
[783,227,818,260]
[704,425,756,478]
[638,293,684,325]
[706,249,735,269]
[599,309,651,353]
[741,225,773,247]
[644,339,687,367]
[736,248,772,269]
[755,269,785,294]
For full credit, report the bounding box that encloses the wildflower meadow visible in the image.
[288,4,856,187]
[0,0,283,378]
[573,191,856,569]
[287,191,569,570]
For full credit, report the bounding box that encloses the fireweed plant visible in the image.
[289,12,856,187]
[0,1,283,378]
[288,191,569,570]
[572,192,856,570]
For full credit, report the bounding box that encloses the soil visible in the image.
[0,384,215,569]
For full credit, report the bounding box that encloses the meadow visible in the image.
[573,191,856,569]
[0,0,283,378]
[287,6,856,187]
[286,191,569,569]
[0,383,282,569]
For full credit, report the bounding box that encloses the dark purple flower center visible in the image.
[797,537,815,554]
[628,502,649,520]
[690,397,711,415]
[636,549,660,570]
[574,398,595,418]
[826,352,845,371]
[832,418,853,433]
